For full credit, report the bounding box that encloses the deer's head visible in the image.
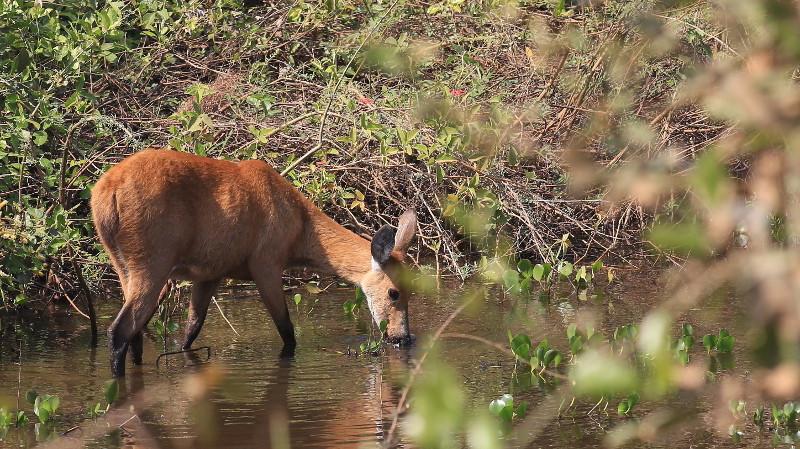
[359,209,417,346]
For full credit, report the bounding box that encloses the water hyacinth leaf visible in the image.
[531,264,545,281]
[489,398,507,417]
[558,262,573,278]
[717,335,734,353]
[591,260,602,273]
[543,349,561,367]
[517,259,532,275]
[355,286,366,303]
[343,300,355,313]
[26,390,37,405]
[515,401,527,419]
[166,319,179,332]
[681,322,693,336]
[534,340,549,362]
[509,333,532,351]
[569,336,583,354]
[153,320,164,335]
[104,379,119,404]
[498,405,513,421]
[293,293,302,305]
[566,323,577,339]
[570,350,638,397]
[34,397,48,423]
[502,269,519,292]
[702,334,717,352]
[575,266,587,283]
[519,277,531,293]
[541,263,552,279]
[512,343,531,361]
[553,0,565,16]
[754,405,764,423]
[379,319,388,333]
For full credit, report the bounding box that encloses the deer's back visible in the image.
[92,149,307,281]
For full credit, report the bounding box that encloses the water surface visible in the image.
[0,269,768,448]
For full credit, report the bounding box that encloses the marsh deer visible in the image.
[91,149,417,377]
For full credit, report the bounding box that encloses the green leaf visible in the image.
[515,401,527,418]
[591,260,602,273]
[554,0,565,16]
[510,333,532,352]
[379,320,388,333]
[497,405,513,421]
[566,323,577,339]
[702,334,717,351]
[354,286,366,303]
[717,335,734,353]
[16,411,27,427]
[512,343,531,361]
[517,259,532,275]
[502,269,520,292]
[531,264,545,282]
[489,399,507,416]
[104,379,119,404]
[681,322,693,337]
[569,335,583,355]
[26,390,37,405]
[293,293,302,305]
[34,396,52,422]
[558,262,573,278]
[543,349,560,366]
[166,319,179,332]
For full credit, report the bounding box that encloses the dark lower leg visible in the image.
[182,312,207,350]
[129,331,144,365]
[108,326,130,378]
[182,279,219,350]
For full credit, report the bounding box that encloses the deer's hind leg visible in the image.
[108,269,169,378]
[182,279,222,350]
[127,281,172,365]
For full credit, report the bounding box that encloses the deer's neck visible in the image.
[299,208,372,284]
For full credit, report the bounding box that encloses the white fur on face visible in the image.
[371,257,382,272]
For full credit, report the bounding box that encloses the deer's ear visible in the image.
[371,224,396,266]
[393,208,417,256]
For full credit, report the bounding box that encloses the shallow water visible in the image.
[0,269,769,448]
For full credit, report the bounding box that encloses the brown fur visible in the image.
[91,149,417,377]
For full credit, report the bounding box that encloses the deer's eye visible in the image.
[388,288,400,301]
